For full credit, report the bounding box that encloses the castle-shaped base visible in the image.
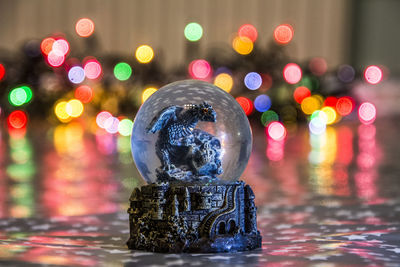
[127,181,262,253]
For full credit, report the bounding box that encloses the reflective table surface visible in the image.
[0,118,399,266]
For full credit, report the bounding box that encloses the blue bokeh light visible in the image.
[254,94,271,112]
[244,72,262,90]
[68,66,85,84]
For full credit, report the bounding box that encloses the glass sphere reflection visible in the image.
[131,80,252,184]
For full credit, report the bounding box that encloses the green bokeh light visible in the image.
[9,86,33,106]
[184,22,203,42]
[118,118,134,136]
[114,62,132,81]
[21,86,33,103]
[9,88,27,106]
[261,110,279,126]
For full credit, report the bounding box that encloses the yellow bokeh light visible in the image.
[301,96,321,115]
[142,87,158,103]
[66,99,84,118]
[135,45,154,64]
[54,122,84,156]
[232,36,253,55]
[321,106,337,125]
[214,73,233,93]
[55,101,71,122]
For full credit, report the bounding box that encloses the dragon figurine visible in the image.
[146,102,223,181]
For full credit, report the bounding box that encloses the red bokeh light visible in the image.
[8,110,28,129]
[40,37,55,55]
[283,63,302,84]
[188,59,212,80]
[84,59,102,79]
[238,24,258,43]
[236,96,253,116]
[364,65,383,85]
[266,121,287,141]
[273,24,294,45]
[293,86,311,104]
[358,102,376,125]
[336,96,354,116]
[0,63,5,81]
[323,96,338,107]
[75,85,94,103]
[76,18,95,37]
[309,57,327,76]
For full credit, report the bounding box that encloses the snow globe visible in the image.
[127,80,261,252]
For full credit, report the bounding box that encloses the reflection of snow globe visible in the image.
[131,80,252,184]
[127,80,261,253]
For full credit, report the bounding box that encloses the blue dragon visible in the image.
[146,102,223,181]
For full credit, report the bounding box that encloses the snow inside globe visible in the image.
[131,80,252,184]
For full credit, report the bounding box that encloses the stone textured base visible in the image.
[127,181,262,253]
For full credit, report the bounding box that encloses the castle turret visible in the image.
[172,194,179,217]
[197,191,213,210]
[150,185,167,220]
[183,187,191,211]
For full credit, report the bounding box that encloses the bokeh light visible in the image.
[321,106,337,125]
[309,117,326,135]
[104,116,120,134]
[40,37,55,55]
[323,96,338,107]
[52,39,69,56]
[9,86,32,106]
[337,64,355,83]
[244,72,262,90]
[214,73,233,93]
[261,110,279,126]
[68,66,85,84]
[232,36,253,55]
[364,65,383,85]
[336,96,354,116]
[293,86,311,104]
[283,63,302,84]
[66,99,84,118]
[74,85,93,103]
[0,63,5,81]
[8,110,28,129]
[9,87,27,106]
[301,96,321,115]
[96,111,112,129]
[238,24,258,42]
[84,59,102,79]
[273,24,294,45]
[358,102,377,125]
[54,101,70,122]
[236,96,253,116]
[114,62,132,81]
[267,121,287,141]
[142,87,158,103]
[75,18,95,37]
[135,45,154,64]
[309,57,327,76]
[184,22,203,42]
[118,118,134,136]
[188,59,212,79]
[311,110,328,124]
[47,51,65,67]
[254,95,271,112]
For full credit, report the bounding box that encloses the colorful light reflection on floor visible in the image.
[0,119,399,266]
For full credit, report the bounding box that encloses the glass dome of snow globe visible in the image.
[131,80,252,184]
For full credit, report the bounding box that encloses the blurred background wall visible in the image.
[0,0,352,69]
